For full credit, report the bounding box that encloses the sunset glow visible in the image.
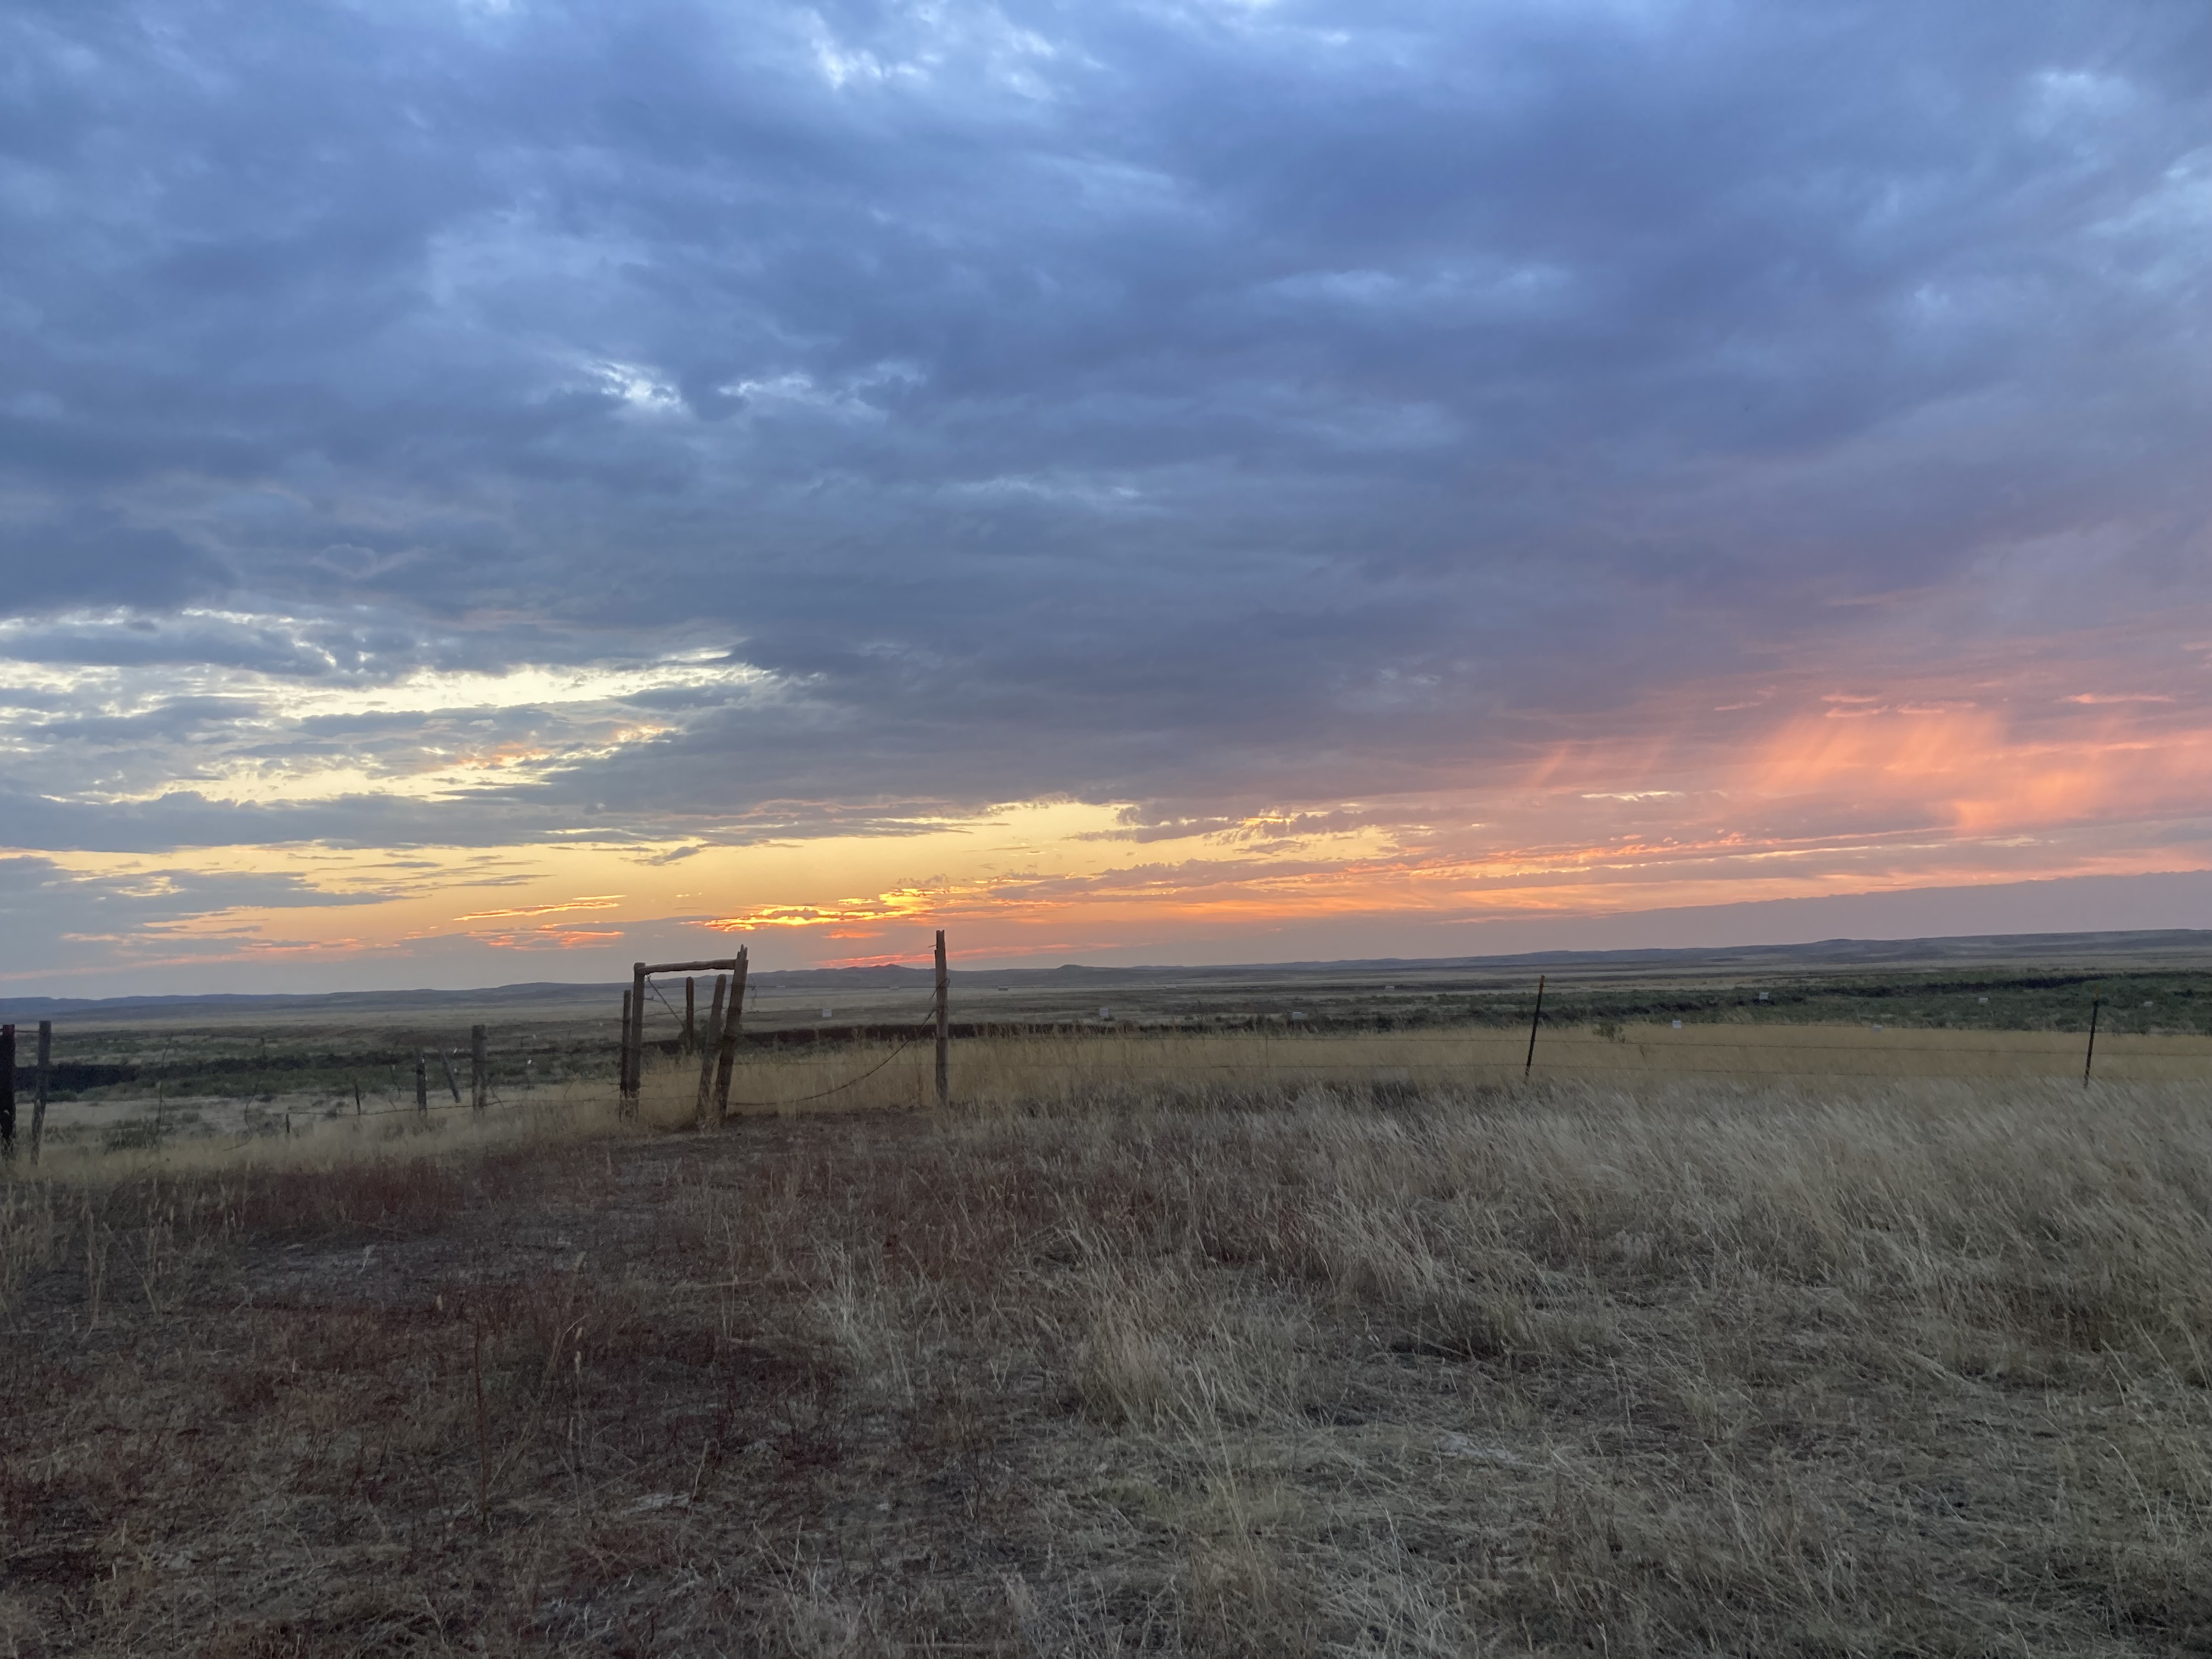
[12,652,2209,988]
[4,3,2210,993]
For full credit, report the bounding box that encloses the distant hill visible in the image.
[6,927,2211,1024]
[0,981,608,1022]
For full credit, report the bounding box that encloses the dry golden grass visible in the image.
[638,1022,2212,1121]
[28,1082,630,1183]
[4,1052,2211,1654]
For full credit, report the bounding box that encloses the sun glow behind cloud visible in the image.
[10,655,2209,987]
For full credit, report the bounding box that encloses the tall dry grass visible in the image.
[3,1070,2209,1653]
[27,1080,628,1184]
[633,1023,2212,1124]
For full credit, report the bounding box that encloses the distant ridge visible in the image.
[5,928,2210,1020]
[0,981,604,1020]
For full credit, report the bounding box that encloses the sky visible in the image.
[3,0,2211,994]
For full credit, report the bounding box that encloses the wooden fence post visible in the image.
[32,1020,51,1165]
[695,974,727,1125]
[934,930,949,1110]
[684,978,697,1054]
[625,962,648,1117]
[439,1050,461,1104]
[619,989,633,1109]
[414,1051,429,1114]
[711,948,748,1125]
[471,1025,488,1110]
[1,1024,14,1161]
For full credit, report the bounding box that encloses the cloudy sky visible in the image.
[3,0,2210,993]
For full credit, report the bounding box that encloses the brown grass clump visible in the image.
[3,1073,2210,1654]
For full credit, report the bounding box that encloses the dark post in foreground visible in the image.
[470,1024,488,1110]
[1,1024,14,1161]
[695,973,727,1124]
[619,989,635,1115]
[619,989,632,1092]
[32,1020,51,1164]
[684,977,697,1053]
[709,948,748,1126]
[935,929,950,1110]
[624,963,648,1116]
[414,1051,429,1114]
[1524,974,1547,1078]
[2084,989,2102,1086]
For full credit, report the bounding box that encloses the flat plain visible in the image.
[13,935,2212,1149]
[3,945,2210,1655]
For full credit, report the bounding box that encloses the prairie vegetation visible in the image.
[19,958,2210,1128]
[5,1047,2211,1654]
[658,1023,2212,1119]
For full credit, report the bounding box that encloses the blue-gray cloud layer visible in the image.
[4,0,2209,843]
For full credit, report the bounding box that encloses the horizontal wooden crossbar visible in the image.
[634,958,742,975]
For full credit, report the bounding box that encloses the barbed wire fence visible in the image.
[12,961,2209,1163]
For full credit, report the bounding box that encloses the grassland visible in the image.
[4,1032,2211,1654]
[665,1024,2212,1118]
[15,955,2211,1155]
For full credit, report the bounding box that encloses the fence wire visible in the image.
[700,1020,2209,1098]
[725,1031,929,1107]
[38,1014,2208,1162]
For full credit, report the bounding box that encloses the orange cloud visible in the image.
[24,637,2212,986]
[1748,705,2212,835]
[477,927,626,950]
[454,895,624,921]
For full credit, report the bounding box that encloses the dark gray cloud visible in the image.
[2,0,2209,847]
[0,851,398,981]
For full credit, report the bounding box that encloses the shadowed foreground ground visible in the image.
[3,1080,2210,1655]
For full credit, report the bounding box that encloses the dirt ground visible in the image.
[3,1081,2210,1655]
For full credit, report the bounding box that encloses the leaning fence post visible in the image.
[934,930,950,1110]
[471,1025,488,1110]
[1,1024,15,1162]
[711,949,748,1125]
[32,1020,51,1165]
[695,973,727,1126]
[1523,974,1546,1078]
[2083,988,2101,1086]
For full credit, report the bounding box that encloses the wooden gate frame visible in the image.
[620,952,747,1120]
